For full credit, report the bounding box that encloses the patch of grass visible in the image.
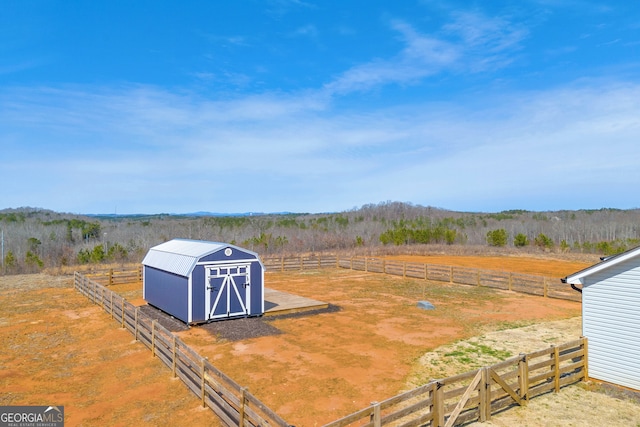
[443,349,474,364]
[471,342,512,359]
[495,319,536,331]
[443,341,513,366]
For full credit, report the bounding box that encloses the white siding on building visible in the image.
[581,257,640,390]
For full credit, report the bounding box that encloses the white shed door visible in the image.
[205,264,251,320]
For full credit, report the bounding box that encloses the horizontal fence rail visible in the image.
[264,255,580,302]
[262,255,339,272]
[73,271,290,427]
[322,338,588,427]
[84,266,143,286]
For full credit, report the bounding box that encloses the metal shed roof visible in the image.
[142,239,259,277]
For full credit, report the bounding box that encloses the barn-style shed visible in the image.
[142,239,264,324]
[563,246,640,391]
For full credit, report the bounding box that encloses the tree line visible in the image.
[2,202,640,274]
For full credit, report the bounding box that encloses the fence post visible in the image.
[370,401,381,427]
[110,292,114,319]
[121,299,125,328]
[172,336,177,378]
[548,345,560,393]
[134,307,139,341]
[449,266,453,284]
[109,268,113,286]
[300,255,303,271]
[402,261,406,278]
[519,353,529,405]
[433,382,444,427]
[582,337,589,382]
[239,388,247,427]
[479,367,488,422]
[281,256,285,272]
[543,277,548,298]
[201,358,206,408]
[424,263,427,280]
[151,320,156,357]
[508,273,513,291]
[553,345,560,392]
[477,269,481,286]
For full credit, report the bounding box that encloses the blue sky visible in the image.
[1,1,639,214]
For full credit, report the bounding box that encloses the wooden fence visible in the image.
[73,272,290,427]
[86,256,577,303]
[85,266,143,286]
[263,255,579,302]
[322,338,588,427]
[263,254,339,272]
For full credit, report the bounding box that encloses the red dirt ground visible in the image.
[1,255,591,426]
[0,276,220,426]
[176,254,588,425]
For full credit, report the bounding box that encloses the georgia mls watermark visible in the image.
[0,406,64,427]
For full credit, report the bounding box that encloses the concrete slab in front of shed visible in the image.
[263,288,329,316]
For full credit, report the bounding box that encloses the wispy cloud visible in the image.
[1,78,639,213]
[443,11,529,71]
[324,20,458,94]
[0,58,47,76]
[265,0,317,19]
[324,11,528,95]
[291,24,319,39]
[199,32,250,48]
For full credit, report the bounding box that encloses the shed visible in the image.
[563,246,640,391]
[142,239,264,324]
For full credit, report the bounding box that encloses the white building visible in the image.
[563,246,640,391]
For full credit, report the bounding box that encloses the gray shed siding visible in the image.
[582,257,640,390]
[192,265,206,322]
[143,266,190,323]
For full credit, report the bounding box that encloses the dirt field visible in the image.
[0,275,220,426]
[1,254,637,426]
